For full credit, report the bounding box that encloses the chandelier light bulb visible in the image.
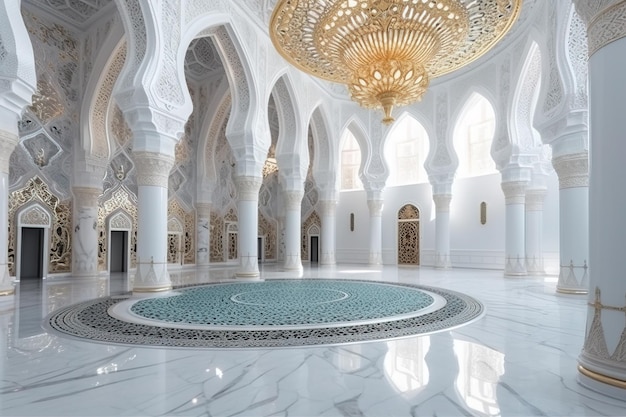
[270,0,522,124]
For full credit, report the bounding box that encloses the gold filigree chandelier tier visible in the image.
[270,0,522,124]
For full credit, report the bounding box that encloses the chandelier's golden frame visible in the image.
[270,0,523,124]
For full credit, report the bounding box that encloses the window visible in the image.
[384,116,429,186]
[340,130,363,190]
[454,94,497,178]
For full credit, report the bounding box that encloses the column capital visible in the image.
[0,130,18,174]
[574,0,626,56]
[319,199,338,217]
[133,151,174,188]
[196,202,211,216]
[552,152,589,189]
[367,199,384,217]
[433,194,452,212]
[234,176,262,201]
[72,186,101,207]
[525,189,547,211]
[501,181,527,205]
[284,190,304,210]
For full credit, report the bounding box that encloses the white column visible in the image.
[552,153,589,293]
[132,152,174,292]
[367,199,384,265]
[234,176,262,278]
[525,189,546,275]
[320,199,337,265]
[433,194,452,268]
[284,190,304,272]
[0,131,17,296]
[196,203,210,267]
[501,181,527,276]
[72,187,101,277]
[575,0,626,396]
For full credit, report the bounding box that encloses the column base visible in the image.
[578,365,626,399]
[505,256,527,276]
[369,252,382,266]
[133,260,172,292]
[556,286,588,295]
[236,255,259,279]
[556,264,588,294]
[320,252,336,265]
[435,253,451,269]
[0,265,14,296]
[284,254,303,272]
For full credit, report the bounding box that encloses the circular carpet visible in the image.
[45,279,484,349]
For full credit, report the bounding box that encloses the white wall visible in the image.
[335,171,560,272]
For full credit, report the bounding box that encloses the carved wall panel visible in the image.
[168,199,195,265]
[97,186,138,271]
[210,212,224,262]
[301,211,321,261]
[8,177,72,276]
[398,204,420,265]
[258,212,276,260]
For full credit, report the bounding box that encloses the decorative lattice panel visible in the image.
[8,177,72,276]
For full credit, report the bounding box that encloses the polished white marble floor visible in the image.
[1,264,625,417]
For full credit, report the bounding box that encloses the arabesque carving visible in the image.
[8,177,71,275]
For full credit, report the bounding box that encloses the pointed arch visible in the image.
[453,92,497,178]
[383,111,430,186]
[197,80,230,183]
[81,18,125,163]
[339,117,370,191]
[511,41,543,151]
[181,14,262,167]
[270,74,309,182]
[309,105,336,193]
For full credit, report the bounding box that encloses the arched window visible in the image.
[453,94,497,178]
[340,129,363,190]
[384,116,429,186]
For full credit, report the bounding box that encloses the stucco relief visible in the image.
[8,177,72,276]
[91,42,127,161]
[98,185,138,271]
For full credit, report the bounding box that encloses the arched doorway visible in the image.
[397,204,420,265]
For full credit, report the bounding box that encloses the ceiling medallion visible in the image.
[270,0,522,124]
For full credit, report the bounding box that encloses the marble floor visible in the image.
[1,264,625,417]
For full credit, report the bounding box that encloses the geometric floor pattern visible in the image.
[46,279,484,348]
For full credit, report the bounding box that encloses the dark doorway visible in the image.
[257,237,263,262]
[310,236,319,263]
[110,231,128,272]
[20,227,44,279]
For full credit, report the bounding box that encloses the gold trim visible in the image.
[557,288,588,295]
[578,365,626,390]
[133,286,172,293]
[0,289,15,296]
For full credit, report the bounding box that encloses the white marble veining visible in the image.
[1,265,625,416]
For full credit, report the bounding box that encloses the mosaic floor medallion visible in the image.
[45,279,484,349]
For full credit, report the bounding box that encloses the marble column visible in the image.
[132,151,174,293]
[284,190,304,272]
[72,187,101,277]
[501,181,527,276]
[367,198,384,266]
[196,203,211,267]
[574,0,626,396]
[234,176,262,278]
[319,200,337,265]
[525,189,547,275]
[433,194,452,268]
[553,152,589,293]
[0,131,18,296]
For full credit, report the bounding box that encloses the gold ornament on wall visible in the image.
[270,0,521,124]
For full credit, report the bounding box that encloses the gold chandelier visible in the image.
[270,0,522,124]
